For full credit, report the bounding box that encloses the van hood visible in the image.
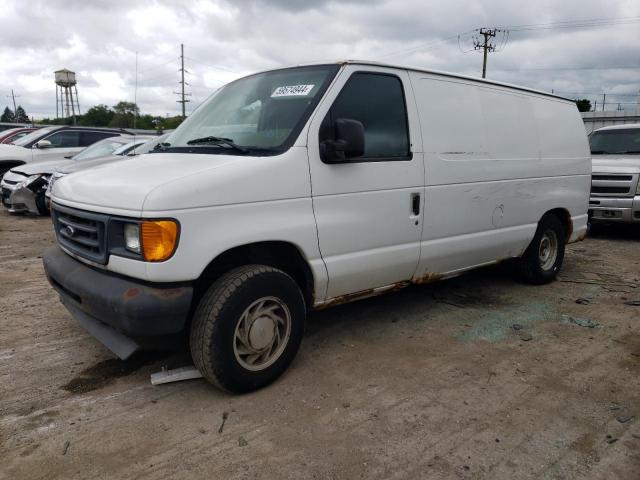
[52,147,310,215]
[0,144,31,162]
[13,159,74,176]
[53,152,241,212]
[591,155,640,174]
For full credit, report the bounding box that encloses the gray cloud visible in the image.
[0,0,638,118]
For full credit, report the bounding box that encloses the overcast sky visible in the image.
[1,0,638,119]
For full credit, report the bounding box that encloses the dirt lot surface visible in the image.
[1,211,639,480]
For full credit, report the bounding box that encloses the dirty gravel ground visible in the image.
[1,211,639,480]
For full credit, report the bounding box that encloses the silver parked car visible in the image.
[1,134,154,215]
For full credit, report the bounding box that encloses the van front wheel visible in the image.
[190,265,305,393]
[518,215,565,285]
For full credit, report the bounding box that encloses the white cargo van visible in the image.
[44,61,590,392]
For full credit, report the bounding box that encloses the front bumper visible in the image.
[43,246,194,359]
[1,180,36,214]
[588,195,640,223]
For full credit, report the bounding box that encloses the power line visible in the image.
[498,16,640,32]
[377,30,476,60]
[140,56,179,74]
[554,91,638,96]
[494,65,640,71]
[184,56,239,73]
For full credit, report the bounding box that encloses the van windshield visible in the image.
[589,129,640,155]
[165,64,339,155]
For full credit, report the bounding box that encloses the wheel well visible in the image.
[194,241,315,310]
[544,208,572,243]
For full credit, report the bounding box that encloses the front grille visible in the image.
[2,179,18,185]
[52,204,108,264]
[593,174,632,182]
[591,173,637,197]
[592,186,630,194]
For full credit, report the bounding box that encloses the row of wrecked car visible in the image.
[0,125,168,215]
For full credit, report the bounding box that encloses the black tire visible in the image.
[190,265,305,393]
[518,214,566,284]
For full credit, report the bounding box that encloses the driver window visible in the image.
[321,72,410,160]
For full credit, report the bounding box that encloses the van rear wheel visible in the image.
[518,215,565,284]
[190,265,305,393]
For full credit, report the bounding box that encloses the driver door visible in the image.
[307,65,425,301]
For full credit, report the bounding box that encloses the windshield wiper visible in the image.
[186,136,248,153]
[590,150,610,154]
[152,142,171,152]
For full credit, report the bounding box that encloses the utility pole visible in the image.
[6,89,20,122]
[602,93,606,112]
[174,44,191,119]
[473,28,501,78]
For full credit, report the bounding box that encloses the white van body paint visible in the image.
[51,61,590,307]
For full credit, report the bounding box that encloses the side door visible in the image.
[34,130,83,160]
[307,66,425,301]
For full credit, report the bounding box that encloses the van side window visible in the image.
[321,72,410,160]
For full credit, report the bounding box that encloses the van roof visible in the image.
[271,60,572,103]
[337,60,573,103]
[593,123,640,132]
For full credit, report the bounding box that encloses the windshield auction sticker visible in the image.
[271,84,315,97]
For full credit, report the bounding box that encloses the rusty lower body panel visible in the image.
[314,271,456,309]
[42,246,193,359]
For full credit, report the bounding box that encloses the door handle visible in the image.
[411,193,421,216]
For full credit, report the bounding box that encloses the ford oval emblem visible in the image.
[64,225,75,237]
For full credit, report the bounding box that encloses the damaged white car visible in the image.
[1,134,154,215]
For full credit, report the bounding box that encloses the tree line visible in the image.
[38,101,184,130]
[2,101,184,130]
[1,105,30,123]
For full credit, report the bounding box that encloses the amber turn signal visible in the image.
[141,220,179,262]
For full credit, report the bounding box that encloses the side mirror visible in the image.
[320,118,365,163]
[35,140,53,149]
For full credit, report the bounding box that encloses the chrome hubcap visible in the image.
[538,230,558,271]
[233,297,291,371]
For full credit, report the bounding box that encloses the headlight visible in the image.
[48,172,64,194]
[19,174,42,188]
[119,219,179,261]
[124,223,141,254]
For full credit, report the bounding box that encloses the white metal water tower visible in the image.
[55,69,81,122]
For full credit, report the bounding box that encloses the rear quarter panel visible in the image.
[410,72,590,276]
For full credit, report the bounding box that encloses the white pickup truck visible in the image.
[43,61,590,393]
[588,124,640,223]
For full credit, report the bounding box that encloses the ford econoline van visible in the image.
[43,61,591,393]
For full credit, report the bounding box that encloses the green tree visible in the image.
[163,116,184,130]
[14,105,29,123]
[78,104,114,127]
[1,106,15,122]
[108,101,140,128]
[575,99,591,112]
